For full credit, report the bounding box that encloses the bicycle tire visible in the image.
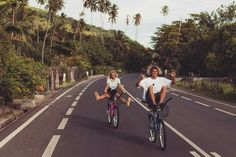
[148,114,156,142]
[113,106,119,128]
[107,104,112,124]
[158,120,166,150]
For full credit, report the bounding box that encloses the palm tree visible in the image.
[49,12,66,54]
[161,5,169,24]
[114,30,127,58]
[0,0,28,38]
[108,4,118,29]
[125,15,130,33]
[83,0,97,25]
[78,18,86,44]
[41,0,64,64]
[72,20,79,43]
[133,13,141,40]
[97,0,111,45]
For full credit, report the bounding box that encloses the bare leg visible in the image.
[148,86,157,105]
[94,91,110,101]
[119,97,132,107]
[159,86,167,104]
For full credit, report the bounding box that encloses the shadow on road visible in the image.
[70,115,164,151]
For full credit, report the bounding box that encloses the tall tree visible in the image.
[41,0,64,64]
[83,0,97,25]
[161,5,169,24]
[133,13,141,40]
[108,4,118,29]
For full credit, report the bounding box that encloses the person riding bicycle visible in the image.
[135,65,171,111]
[95,70,132,107]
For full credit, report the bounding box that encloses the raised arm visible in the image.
[135,74,145,87]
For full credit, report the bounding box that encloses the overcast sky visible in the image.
[28,0,234,48]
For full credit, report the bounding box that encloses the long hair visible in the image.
[107,70,118,79]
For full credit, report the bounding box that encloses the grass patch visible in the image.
[175,80,236,103]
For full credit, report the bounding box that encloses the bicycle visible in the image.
[148,97,172,150]
[106,93,123,128]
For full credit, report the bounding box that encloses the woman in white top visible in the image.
[94,70,132,107]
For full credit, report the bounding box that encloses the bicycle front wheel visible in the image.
[148,114,156,142]
[158,120,166,150]
[107,104,112,124]
[112,106,119,128]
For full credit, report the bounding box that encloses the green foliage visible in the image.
[0,49,47,105]
[151,2,236,77]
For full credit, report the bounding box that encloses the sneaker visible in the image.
[127,97,132,107]
[94,91,99,101]
[148,136,155,142]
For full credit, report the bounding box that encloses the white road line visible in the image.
[181,96,192,101]
[214,108,236,116]
[71,101,77,107]
[195,101,210,107]
[210,152,222,157]
[55,81,86,100]
[170,87,236,109]
[65,108,74,116]
[75,96,80,101]
[66,95,72,97]
[42,135,60,157]
[0,105,49,148]
[171,93,179,96]
[57,118,69,130]
[190,151,201,157]
[79,92,83,96]
[165,122,211,157]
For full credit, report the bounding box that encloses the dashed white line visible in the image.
[171,93,179,96]
[75,96,80,101]
[210,152,222,157]
[181,96,192,101]
[195,101,210,107]
[79,92,83,96]
[170,87,236,109]
[190,151,201,157]
[0,105,49,148]
[214,108,236,116]
[57,118,69,130]
[71,101,77,107]
[42,135,60,157]
[65,108,74,116]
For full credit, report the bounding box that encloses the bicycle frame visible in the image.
[107,97,120,128]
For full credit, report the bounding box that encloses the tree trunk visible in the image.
[37,30,39,43]
[79,32,82,44]
[73,30,77,43]
[11,9,15,39]
[41,12,52,64]
[41,28,49,64]
[49,26,56,54]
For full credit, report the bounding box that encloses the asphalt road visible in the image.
[0,74,235,157]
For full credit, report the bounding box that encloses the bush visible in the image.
[0,49,47,105]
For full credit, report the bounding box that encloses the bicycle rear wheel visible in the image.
[112,106,119,128]
[158,120,166,150]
